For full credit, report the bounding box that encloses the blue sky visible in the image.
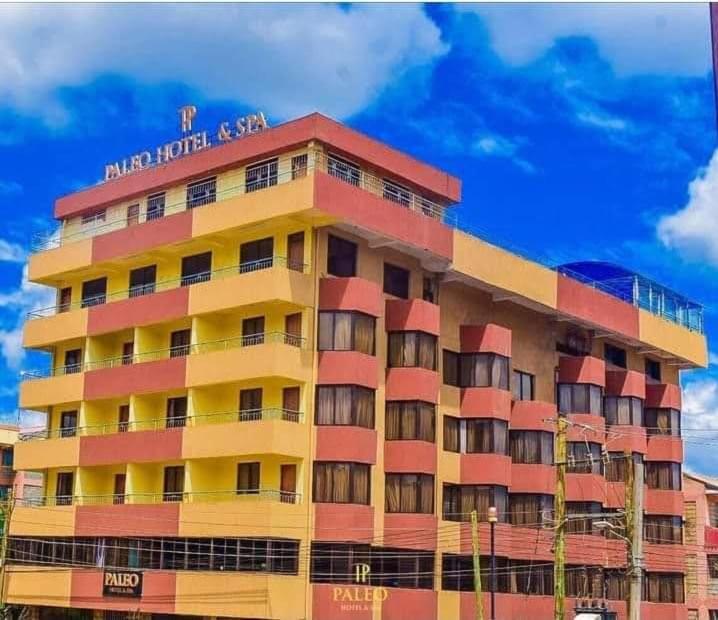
[1,3,718,471]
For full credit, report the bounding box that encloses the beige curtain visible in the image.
[401,403,416,439]
[400,475,417,513]
[316,387,335,425]
[334,313,352,350]
[419,475,434,513]
[318,313,334,350]
[417,404,435,442]
[418,334,436,370]
[386,403,401,440]
[335,387,352,425]
[354,315,375,355]
[355,388,374,428]
[388,334,404,367]
[385,475,401,512]
[351,465,369,504]
[333,464,350,502]
[444,417,459,452]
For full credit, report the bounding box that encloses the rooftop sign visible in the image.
[103,105,269,182]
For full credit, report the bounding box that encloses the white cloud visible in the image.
[0,4,446,121]
[472,134,536,174]
[683,378,718,431]
[0,181,22,196]
[0,240,26,263]
[462,3,710,76]
[658,149,718,264]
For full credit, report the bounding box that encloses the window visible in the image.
[642,572,684,603]
[646,358,662,381]
[242,316,265,346]
[645,408,681,437]
[646,462,681,490]
[459,353,509,390]
[240,237,273,272]
[282,387,301,421]
[423,276,438,304]
[370,547,434,590]
[604,452,629,482]
[81,277,107,307]
[566,501,601,534]
[63,349,82,375]
[644,516,682,544]
[291,154,308,179]
[508,494,553,527]
[58,287,72,314]
[284,313,302,347]
[604,343,627,368]
[328,154,360,186]
[81,210,106,225]
[59,410,78,438]
[318,311,375,355]
[327,235,357,277]
[383,263,410,299]
[443,350,459,386]
[126,204,140,226]
[385,401,435,442]
[557,383,603,415]
[512,370,535,401]
[383,178,412,206]
[1,449,12,468]
[313,462,370,505]
[442,555,512,593]
[181,252,212,286]
[388,331,437,370]
[385,474,434,514]
[129,265,156,297]
[709,556,718,579]
[566,565,604,599]
[245,158,278,193]
[113,474,126,505]
[147,192,165,220]
[239,388,263,421]
[287,231,305,272]
[55,472,74,506]
[605,396,643,426]
[509,431,554,465]
[237,462,260,495]
[567,442,602,474]
[170,329,191,358]
[121,341,134,366]
[443,417,508,454]
[118,405,130,433]
[166,397,188,428]
[163,466,184,502]
[443,484,507,522]
[310,542,370,584]
[186,177,216,208]
[315,386,374,429]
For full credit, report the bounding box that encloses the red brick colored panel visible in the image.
[644,490,683,516]
[644,542,685,572]
[87,287,189,336]
[459,324,511,357]
[459,387,511,420]
[557,275,640,340]
[70,569,175,614]
[385,299,440,336]
[645,383,682,409]
[312,584,373,620]
[79,429,183,466]
[566,414,606,444]
[385,368,439,404]
[314,172,453,261]
[605,425,647,455]
[510,400,556,432]
[315,426,377,464]
[509,464,553,494]
[91,211,193,263]
[566,535,626,567]
[566,473,607,503]
[314,504,374,543]
[461,454,511,486]
[381,588,437,620]
[75,503,180,537]
[384,441,436,474]
[605,369,646,399]
[640,603,689,620]
[317,351,379,389]
[319,277,383,317]
[84,357,186,401]
[558,355,606,386]
[605,482,626,509]
[646,436,683,463]
[383,514,438,551]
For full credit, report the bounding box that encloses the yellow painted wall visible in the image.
[15,437,79,471]
[24,309,88,350]
[19,374,84,410]
[639,309,707,368]
[6,567,72,607]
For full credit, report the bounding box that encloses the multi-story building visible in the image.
[7,112,707,620]
[0,425,42,502]
[684,472,718,619]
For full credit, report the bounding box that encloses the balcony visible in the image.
[706,525,718,549]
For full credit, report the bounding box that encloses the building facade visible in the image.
[8,113,707,620]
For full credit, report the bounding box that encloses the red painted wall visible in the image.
[79,428,183,466]
[75,503,180,537]
[83,357,186,400]
[319,277,384,317]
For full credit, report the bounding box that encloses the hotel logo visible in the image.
[332,563,389,611]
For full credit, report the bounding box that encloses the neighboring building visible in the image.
[0,425,42,502]
[7,112,707,620]
[684,472,718,620]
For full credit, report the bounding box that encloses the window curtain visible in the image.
[318,313,334,350]
[355,388,374,428]
[316,387,335,425]
[419,475,434,513]
[386,403,401,440]
[388,334,404,367]
[417,404,435,442]
[335,387,352,425]
[401,403,417,439]
[354,315,375,355]
[385,475,401,512]
[400,475,417,513]
[332,464,351,503]
[351,465,369,504]
[418,334,436,370]
[444,417,459,452]
[334,314,352,350]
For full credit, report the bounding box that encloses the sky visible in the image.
[1,3,718,472]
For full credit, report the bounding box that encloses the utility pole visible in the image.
[0,491,15,612]
[471,510,484,620]
[624,453,644,620]
[553,416,567,620]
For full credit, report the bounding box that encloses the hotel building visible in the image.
[7,113,707,620]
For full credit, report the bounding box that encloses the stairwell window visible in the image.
[388,331,437,370]
[313,462,370,505]
[383,263,409,299]
[385,401,435,442]
[246,158,278,193]
[315,385,374,429]
[327,234,357,277]
[385,474,434,514]
[512,370,535,401]
[318,311,375,355]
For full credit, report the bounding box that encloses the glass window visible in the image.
[557,384,603,415]
[81,277,107,308]
[605,396,643,426]
[60,411,78,438]
[388,331,437,370]
[645,358,661,381]
[508,494,553,527]
[315,385,375,429]
[55,472,74,505]
[442,484,507,522]
[147,192,165,220]
[459,353,509,390]
[385,474,434,514]
[443,417,508,455]
[240,237,273,272]
[604,452,629,482]
[328,154,360,186]
[566,501,602,534]
[318,311,375,355]
[644,515,682,544]
[383,263,409,298]
[169,329,191,358]
[512,370,535,401]
[186,177,216,208]
[181,251,212,286]
[242,316,265,346]
[239,388,263,421]
[646,462,681,490]
[383,179,411,207]
[370,547,434,590]
[313,462,370,505]
[642,572,684,603]
[245,158,278,192]
[129,265,156,297]
[327,235,357,277]
[645,408,681,437]
[509,431,554,465]
[604,343,627,368]
[310,542,370,584]
[567,442,602,474]
[423,276,438,304]
[291,154,308,179]
[443,350,459,386]
[237,462,260,495]
[166,397,188,428]
[385,401,435,442]
[163,466,184,502]
[58,287,72,313]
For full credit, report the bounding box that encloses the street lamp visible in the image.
[488,506,498,620]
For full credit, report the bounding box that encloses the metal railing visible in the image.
[21,331,305,380]
[18,408,303,442]
[31,150,454,252]
[27,257,306,320]
[19,488,301,508]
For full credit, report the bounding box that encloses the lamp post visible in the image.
[488,506,498,620]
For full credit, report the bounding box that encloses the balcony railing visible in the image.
[21,331,305,380]
[27,257,306,320]
[18,408,303,441]
[19,488,301,507]
[31,150,454,252]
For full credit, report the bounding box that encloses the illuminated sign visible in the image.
[103,105,269,182]
[331,563,389,612]
[103,570,143,598]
